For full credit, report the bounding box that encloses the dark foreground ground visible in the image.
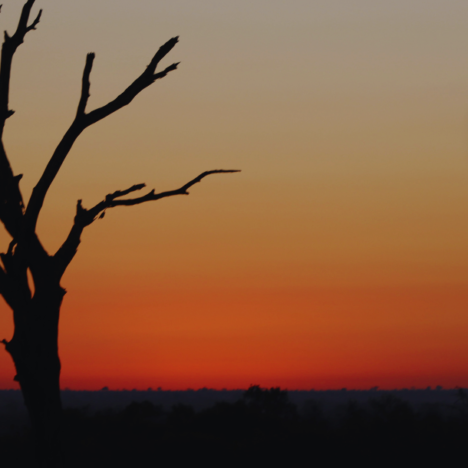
[2,387,468,467]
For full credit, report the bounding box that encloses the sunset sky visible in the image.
[0,0,467,390]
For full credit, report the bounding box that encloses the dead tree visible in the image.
[0,1,238,464]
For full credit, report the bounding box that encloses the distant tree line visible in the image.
[2,386,468,467]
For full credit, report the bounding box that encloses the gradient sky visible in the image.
[0,0,467,389]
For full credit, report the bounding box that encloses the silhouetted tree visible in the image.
[0,1,238,465]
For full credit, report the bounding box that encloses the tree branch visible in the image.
[76,53,95,117]
[0,0,41,134]
[25,36,180,234]
[83,37,179,127]
[87,170,240,219]
[0,1,40,237]
[26,8,42,33]
[54,170,240,277]
[0,147,24,237]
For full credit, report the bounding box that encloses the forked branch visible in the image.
[26,36,180,233]
[85,170,240,221]
[84,36,179,126]
[54,170,240,276]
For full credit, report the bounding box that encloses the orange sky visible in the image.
[0,0,467,389]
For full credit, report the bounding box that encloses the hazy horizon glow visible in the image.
[0,0,467,390]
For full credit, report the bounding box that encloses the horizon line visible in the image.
[1,385,465,392]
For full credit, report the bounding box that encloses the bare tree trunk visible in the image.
[4,284,65,467]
